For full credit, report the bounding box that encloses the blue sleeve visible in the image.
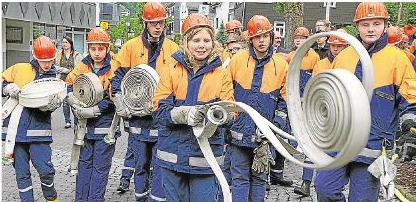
[96,90,114,113]
[110,67,130,95]
[152,93,176,127]
[273,94,290,133]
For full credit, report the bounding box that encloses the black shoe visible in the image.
[294,180,311,197]
[266,183,270,191]
[117,184,129,193]
[271,178,293,187]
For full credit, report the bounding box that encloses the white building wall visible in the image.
[213,3,229,33]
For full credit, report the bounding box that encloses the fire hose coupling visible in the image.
[206,105,230,125]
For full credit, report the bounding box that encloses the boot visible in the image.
[294,180,311,197]
[46,199,59,202]
[117,183,129,193]
[271,177,293,187]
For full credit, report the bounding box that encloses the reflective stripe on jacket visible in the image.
[152,50,234,174]
[112,31,179,142]
[228,45,289,148]
[332,33,416,164]
[2,60,57,142]
[65,53,119,140]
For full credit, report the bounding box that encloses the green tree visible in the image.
[342,25,358,37]
[275,3,304,49]
[108,2,145,44]
[385,2,416,26]
[215,21,227,47]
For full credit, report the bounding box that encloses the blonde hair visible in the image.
[182,27,221,68]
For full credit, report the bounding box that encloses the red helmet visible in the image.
[353,2,389,23]
[387,26,403,45]
[142,2,168,22]
[181,13,214,35]
[293,27,309,38]
[226,20,243,32]
[33,36,56,61]
[247,15,273,39]
[86,27,110,44]
[404,24,416,36]
[328,29,348,45]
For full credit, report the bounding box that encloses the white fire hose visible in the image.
[2,78,67,164]
[68,73,103,174]
[193,31,374,202]
[105,64,159,144]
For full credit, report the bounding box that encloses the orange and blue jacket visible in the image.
[112,31,179,142]
[288,48,320,97]
[228,45,289,148]
[66,53,119,140]
[2,60,58,142]
[312,51,335,76]
[152,51,234,174]
[332,33,416,164]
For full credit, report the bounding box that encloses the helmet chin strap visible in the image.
[144,22,162,42]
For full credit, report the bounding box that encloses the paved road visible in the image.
[2,107,319,201]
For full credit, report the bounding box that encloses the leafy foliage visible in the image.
[342,25,358,37]
[385,2,416,26]
[275,3,304,49]
[215,21,228,47]
[108,3,145,44]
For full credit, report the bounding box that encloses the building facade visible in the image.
[2,2,96,69]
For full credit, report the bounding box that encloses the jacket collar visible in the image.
[141,29,165,50]
[172,50,222,77]
[248,43,274,61]
[30,59,57,75]
[357,32,388,55]
[81,52,112,76]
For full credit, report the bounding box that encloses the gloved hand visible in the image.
[401,119,416,132]
[113,93,132,118]
[252,140,275,173]
[72,105,101,119]
[3,83,21,99]
[131,101,152,117]
[170,105,207,127]
[67,92,85,107]
[39,94,63,112]
[56,66,70,74]
[396,129,416,162]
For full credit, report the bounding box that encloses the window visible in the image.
[273,21,285,38]
[323,2,336,8]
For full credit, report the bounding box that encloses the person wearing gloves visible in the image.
[152,13,234,201]
[2,36,61,202]
[314,3,416,201]
[64,27,119,202]
[226,15,289,202]
[55,36,83,129]
[111,2,179,201]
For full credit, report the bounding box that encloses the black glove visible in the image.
[396,130,416,162]
[224,129,232,144]
[401,119,416,132]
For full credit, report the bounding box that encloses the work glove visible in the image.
[39,94,63,112]
[367,147,397,200]
[252,140,275,173]
[170,105,207,127]
[396,129,416,162]
[401,119,416,133]
[67,92,85,107]
[113,93,132,118]
[56,66,70,74]
[72,105,101,119]
[3,83,20,99]
[131,101,153,117]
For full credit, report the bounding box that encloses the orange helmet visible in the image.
[181,13,214,35]
[328,29,348,45]
[247,15,273,39]
[402,34,409,43]
[241,30,249,42]
[87,27,110,44]
[226,20,243,32]
[387,26,403,45]
[404,24,416,36]
[33,36,56,61]
[142,2,168,22]
[353,2,389,23]
[293,27,309,38]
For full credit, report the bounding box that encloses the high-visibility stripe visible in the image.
[129,127,142,134]
[27,130,52,137]
[150,193,166,201]
[359,148,381,158]
[135,190,150,198]
[19,186,33,193]
[231,130,257,142]
[189,155,224,167]
[149,129,158,136]
[41,182,54,187]
[157,149,177,163]
[93,127,110,134]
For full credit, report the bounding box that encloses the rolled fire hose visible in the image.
[105,64,160,144]
[68,73,103,174]
[3,78,67,164]
[193,31,374,202]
